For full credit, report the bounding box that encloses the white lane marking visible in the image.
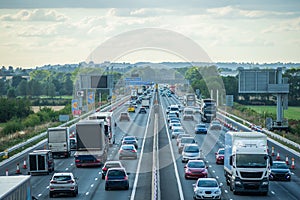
[209,165,212,168]
[70,163,73,166]
[91,184,94,188]
[86,192,89,196]
[99,172,101,175]
[95,178,98,181]
[130,102,153,200]
[216,176,219,179]
[271,191,275,195]
[212,170,216,173]
[46,186,49,189]
[224,190,228,193]
[219,183,223,186]
[65,168,69,170]
[38,194,42,197]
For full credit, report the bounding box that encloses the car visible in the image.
[195,123,207,134]
[167,113,178,122]
[168,118,181,128]
[166,106,171,114]
[215,148,225,164]
[209,120,222,131]
[183,107,194,120]
[193,178,221,200]
[119,144,137,159]
[184,160,208,179]
[105,167,129,190]
[139,107,147,114]
[176,134,191,146]
[182,144,201,163]
[122,136,138,149]
[127,105,135,112]
[49,172,78,197]
[269,161,291,181]
[101,161,123,179]
[178,137,197,154]
[171,127,185,139]
[169,122,182,130]
[70,138,77,150]
[119,112,130,121]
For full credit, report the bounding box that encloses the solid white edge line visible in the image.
[162,102,184,200]
[130,101,153,200]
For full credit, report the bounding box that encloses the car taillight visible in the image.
[75,159,80,163]
[102,167,107,171]
[131,149,137,152]
[119,150,123,153]
[124,176,128,180]
[50,180,57,184]
[105,176,108,181]
[67,180,74,183]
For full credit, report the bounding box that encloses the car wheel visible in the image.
[134,156,137,159]
[105,186,109,191]
[73,191,77,197]
[125,185,129,190]
[102,174,105,179]
[119,156,122,160]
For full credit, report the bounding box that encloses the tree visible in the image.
[7,88,16,98]
[16,79,28,96]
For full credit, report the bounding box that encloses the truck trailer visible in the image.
[74,120,108,167]
[224,131,272,195]
[0,175,32,200]
[48,127,71,158]
[28,150,55,175]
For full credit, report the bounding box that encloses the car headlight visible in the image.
[262,181,269,185]
[214,189,221,194]
[235,181,242,185]
[196,188,204,194]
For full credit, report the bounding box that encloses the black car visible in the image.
[105,168,129,190]
[269,161,291,181]
[139,107,147,114]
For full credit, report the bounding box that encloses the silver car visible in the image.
[182,144,201,163]
[178,137,197,154]
[49,172,78,197]
[171,127,185,139]
[119,144,137,159]
[193,178,221,200]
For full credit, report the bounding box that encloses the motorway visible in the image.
[1,90,300,200]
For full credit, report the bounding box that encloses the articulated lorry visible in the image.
[224,131,272,195]
[0,175,32,200]
[74,120,108,167]
[48,127,71,158]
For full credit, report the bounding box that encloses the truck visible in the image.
[224,131,272,195]
[88,112,116,146]
[0,175,33,200]
[48,127,71,158]
[184,93,196,107]
[74,120,108,167]
[142,99,150,109]
[28,150,55,175]
[200,98,216,123]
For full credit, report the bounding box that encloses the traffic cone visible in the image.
[291,158,295,169]
[271,147,274,156]
[23,159,27,169]
[6,169,8,176]
[15,163,21,174]
[276,152,280,161]
[285,155,289,165]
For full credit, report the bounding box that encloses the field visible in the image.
[245,106,300,120]
[31,106,65,113]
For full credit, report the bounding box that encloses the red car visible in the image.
[215,148,224,164]
[184,160,208,179]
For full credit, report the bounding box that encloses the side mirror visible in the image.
[127,172,130,175]
[184,165,187,168]
[215,152,218,155]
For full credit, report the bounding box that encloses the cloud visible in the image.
[262,17,300,33]
[206,6,297,19]
[0,9,68,21]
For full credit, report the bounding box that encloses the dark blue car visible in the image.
[195,123,207,134]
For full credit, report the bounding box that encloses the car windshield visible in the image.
[197,180,218,187]
[106,163,121,168]
[218,149,225,154]
[121,145,134,150]
[124,137,135,141]
[272,162,288,169]
[108,170,126,177]
[184,145,199,153]
[196,124,206,128]
[53,175,71,181]
[174,129,184,133]
[188,161,205,168]
[181,138,195,144]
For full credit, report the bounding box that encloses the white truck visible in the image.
[74,120,108,167]
[224,131,272,195]
[142,99,150,109]
[0,175,33,200]
[48,127,71,158]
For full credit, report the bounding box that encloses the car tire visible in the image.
[102,174,105,179]
[105,186,109,191]
[119,156,122,160]
[125,185,129,190]
[49,192,54,198]
[73,191,77,197]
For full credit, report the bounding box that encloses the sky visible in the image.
[0,0,300,68]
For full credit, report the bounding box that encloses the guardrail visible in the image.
[0,96,129,159]
[195,99,300,151]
